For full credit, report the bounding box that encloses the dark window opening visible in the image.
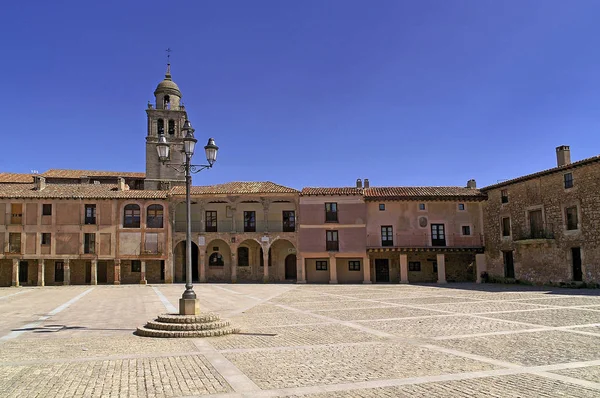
[462,226,471,236]
[501,189,509,203]
[147,204,164,228]
[409,261,421,271]
[419,203,426,211]
[502,217,511,237]
[84,233,95,254]
[209,252,224,266]
[564,173,573,189]
[381,226,393,246]
[325,202,338,222]
[349,260,360,271]
[206,211,217,232]
[244,211,256,232]
[41,233,51,245]
[131,260,141,272]
[566,206,578,230]
[458,203,465,211]
[157,119,164,135]
[283,211,295,232]
[168,119,175,135]
[326,230,339,251]
[163,95,170,110]
[85,204,96,225]
[238,247,249,267]
[42,204,52,216]
[503,251,515,278]
[431,224,446,246]
[124,204,141,228]
[316,260,328,271]
[379,204,385,211]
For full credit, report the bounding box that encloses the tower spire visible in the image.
[165,48,172,79]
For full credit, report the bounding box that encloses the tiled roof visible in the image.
[364,187,486,201]
[42,169,146,178]
[300,187,364,196]
[481,154,600,191]
[0,184,167,199]
[172,182,298,195]
[0,173,34,183]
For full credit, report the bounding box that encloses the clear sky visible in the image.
[1,1,599,189]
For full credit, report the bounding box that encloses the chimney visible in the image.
[34,176,46,191]
[466,179,477,189]
[364,179,370,188]
[356,179,362,188]
[556,145,571,167]
[117,177,127,191]
[80,176,90,185]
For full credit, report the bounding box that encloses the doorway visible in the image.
[572,248,582,282]
[285,254,297,280]
[97,261,108,283]
[85,262,91,284]
[431,224,446,246]
[55,261,64,283]
[181,243,199,282]
[18,261,28,284]
[375,259,390,282]
[503,251,514,278]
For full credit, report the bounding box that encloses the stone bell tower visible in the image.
[145,64,189,190]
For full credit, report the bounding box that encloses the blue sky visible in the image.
[1,1,599,189]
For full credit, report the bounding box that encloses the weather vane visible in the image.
[166,48,172,63]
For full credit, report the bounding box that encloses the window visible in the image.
[238,247,249,266]
[349,260,361,271]
[379,204,385,211]
[123,204,141,228]
[409,261,421,271]
[529,210,544,238]
[146,204,164,228]
[326,230,339,251]
[41,233,51,245]
[418,203,426,211]
[209,252,224,266]
[9,233,21,253]
[502,217,511,237]
[431,224,446,246]
[458,203,465,211]
[283,211,295,232]
[206,211,217,232]
[85,204,96,225]
[501,190,509,203]
[168,119,175,135]
[462,226,471,236]
[325,202,338,222]
[84,233,96,254]
[157,119,164,135]
[244,211,256,232]
[42,204,52,216]
[564,173,573,189]
[381,226,393,246]
[11,203,22,224]
[131,260,141,272]
[316,260,328,271]
[566,206,578,230]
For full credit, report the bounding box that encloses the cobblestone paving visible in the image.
[1,283,600,397]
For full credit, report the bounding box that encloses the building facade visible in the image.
[481,146,600,285]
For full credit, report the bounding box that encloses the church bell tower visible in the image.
[145,63,188,190]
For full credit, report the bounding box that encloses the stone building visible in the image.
[170,182,300,283]
[481,146,600,285]
[0,177,170,287]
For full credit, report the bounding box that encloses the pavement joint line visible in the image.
[192,339,261,393]
[204,359,600,398]
[218,340,384,354]
[228,287,300,316]
[0,289,32,300]
[0,287,94,342]
[430,323,600,340]
[151,285,177,313]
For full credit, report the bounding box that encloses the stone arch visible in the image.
[237,239,263,282]
[268,239,297,282]
[205,239,232,282]
[173,240,200,283]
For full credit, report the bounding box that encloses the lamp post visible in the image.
[156,120,218,315]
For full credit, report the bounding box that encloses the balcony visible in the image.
[174,220,296,233]
[515,224,555,241]
[367,233,484,249]
[140,242,163,255]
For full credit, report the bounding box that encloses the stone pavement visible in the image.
[1,283,600,397]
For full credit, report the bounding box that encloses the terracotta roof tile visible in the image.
[42,169,145,178]
[481,154,600,191]
[364,186,486,201]
[0,184,167,199]
[0,173,34,183]
[300,187,364,196]
[172,181,298,195]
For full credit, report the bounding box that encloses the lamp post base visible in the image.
[179,298,200,315]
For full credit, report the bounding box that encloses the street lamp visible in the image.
[156,120,218,315]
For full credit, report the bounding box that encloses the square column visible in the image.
[12,259,19,287]
[164,256,173,284]
[140,260,147,284]
[436,253,447,284]
[362,256,371,284]
[114,260,121,285]
[64,259,71,286]
[296,254,306,283]
[399,254,409,284]
[199,250,206,282]
[329,255,338,284]
[231,249,237,283]
[37,260,45,287]
[475,253,486,283]
[91,260,97,285]
[262,246,269,282]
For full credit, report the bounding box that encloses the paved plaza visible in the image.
[1,283,600,397]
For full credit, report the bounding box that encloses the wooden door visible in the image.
[55,261,64,283]
[375,259,390,282]
[572,248,582,282]
[18,261,28,283]
[285,254,297,280]
[431,224,446,246]
[85,262,91,284]
[503,251,515,278]
[97,261,108,283]
[529,210,543,238]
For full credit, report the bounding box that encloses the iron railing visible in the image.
[516,223,555,240]
[367,233,484,248]
[174,219,295,233]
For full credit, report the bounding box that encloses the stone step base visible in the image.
[145,319,231,331]
[135,326,239,338]
[157,313,221,324]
